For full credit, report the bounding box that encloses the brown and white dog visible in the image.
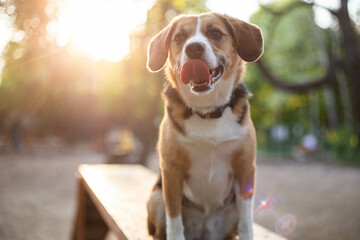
[146,12,263,240]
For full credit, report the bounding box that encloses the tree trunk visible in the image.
[335,0,360,132]
[323,85,339,128]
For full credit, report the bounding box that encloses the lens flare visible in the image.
[256,196,277,216]
[241,186,255,199]
[275,214,297,236]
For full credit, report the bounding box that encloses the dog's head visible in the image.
[147,12,263,112]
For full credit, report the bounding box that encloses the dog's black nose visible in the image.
[185,42,205,59]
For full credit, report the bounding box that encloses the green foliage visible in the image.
[246,0,359,162]
[247,0,319,132]
[323,127,360,163]
[251,0,326,83]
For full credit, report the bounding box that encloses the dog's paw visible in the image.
[167,233,185,240]
[238,221,253,240]
[166,215,185,240]
[238,232,253,240]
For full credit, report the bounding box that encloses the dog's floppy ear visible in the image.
[147,24,173,72]
[222,14,263,62]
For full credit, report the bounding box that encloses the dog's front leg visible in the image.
[234,181,254,240]
[162,168,185,240]
[232,148,256,240]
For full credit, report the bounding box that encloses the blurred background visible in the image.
[0,0,359,240]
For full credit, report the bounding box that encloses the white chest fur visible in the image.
[177,107,248,213]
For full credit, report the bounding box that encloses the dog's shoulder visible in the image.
[162,84,193,135]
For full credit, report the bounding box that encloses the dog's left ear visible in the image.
[147,24,173,72]
[222,14,264,62]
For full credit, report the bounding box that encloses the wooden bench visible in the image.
[72,164,287,240]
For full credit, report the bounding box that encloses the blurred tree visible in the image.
[253,0,360,137]
[0,0,53,133]
[1,0,115,140]
[0,0,209,161]
[100,0,208,163]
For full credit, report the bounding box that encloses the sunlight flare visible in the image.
[48,0,155,62]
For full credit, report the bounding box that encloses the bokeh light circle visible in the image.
[275,214,297,236]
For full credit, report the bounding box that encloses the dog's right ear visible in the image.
[147,24,173,72]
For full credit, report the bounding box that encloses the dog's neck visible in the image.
[193,83,249,119]
[163,83,250,121]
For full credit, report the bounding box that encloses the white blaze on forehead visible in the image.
[196,16,201,34]
[180,16,217,69]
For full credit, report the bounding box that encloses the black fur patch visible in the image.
[229,83,249,108]
[237,103,248,125]
[164,85,184,105]
[166,106,185,134]
[183,107,193,119]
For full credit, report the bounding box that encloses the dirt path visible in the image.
[0,148,105,240]
[0,149,359,240]
[254,159,360,240]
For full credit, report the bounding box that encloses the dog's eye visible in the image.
[174,33,187,44]
[207,29,224,41]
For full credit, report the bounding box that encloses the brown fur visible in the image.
[231,112,257,197]
[158,119,191,218]
[147,189,166,239]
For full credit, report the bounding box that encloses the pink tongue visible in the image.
[180,59,210,85]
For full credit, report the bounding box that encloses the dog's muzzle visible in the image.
[182,42,224,93]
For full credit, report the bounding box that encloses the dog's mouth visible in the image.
[180,59,224,93]
[190,65,224,92]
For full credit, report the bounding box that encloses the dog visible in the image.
[146,12,263,240]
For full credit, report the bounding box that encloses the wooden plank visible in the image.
[253,224,287,240]
[78,164,287,240]
[79,164,154,240]
[72,176,109,240]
